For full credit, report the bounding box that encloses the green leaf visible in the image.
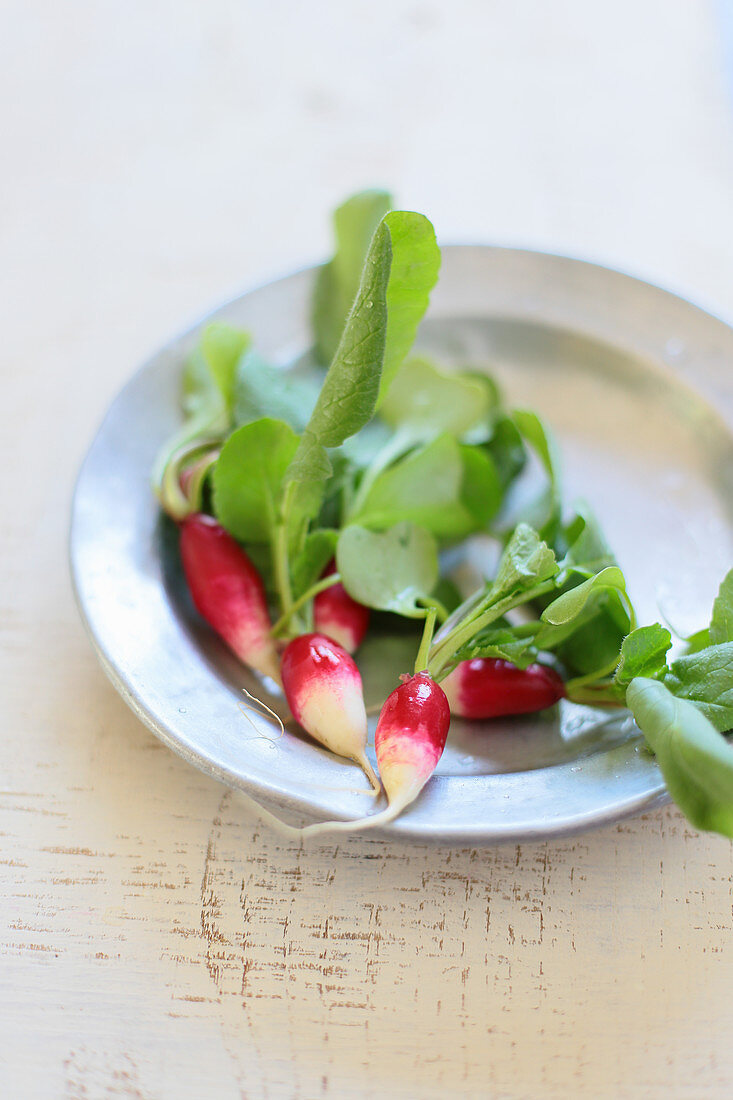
[513,409,558,484]
[561,503,617,572]
[626,677,733,837]
[456,625,539,670]
[491,523,558,602]
[512,409,562,536]
[615,624,672,686]
[484,414,527,490]
[181,348,223,427]
[379,356,491,443]
[541,566,627,626]
[287,210,440,486]
[312,190,393,365]
[152,324,250,512]
[290,529,339,601]
[710,569,733,645]
[182,323,251,427]
[685,628,712,654]
[350,435,500,539]
[378,214,441,403]
[664,643,733,733]
[533,604,604,652]
[199,323,251,415]
[311,453,357,530]
[460,446,502,528]
[336,522,439,618]
[537,511,631,678]
[213,418,308,543]
[555,591,631,678]
[425,525,558,680]
[233,350,323,432]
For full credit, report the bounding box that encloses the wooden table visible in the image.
[4,2,733,1095]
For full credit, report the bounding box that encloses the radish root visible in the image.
[237,688,286,744]
[231,786,415,839]
[237,689,380,797]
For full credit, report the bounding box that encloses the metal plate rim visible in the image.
[70,245,733,844]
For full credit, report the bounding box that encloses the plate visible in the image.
[70,247,733,843]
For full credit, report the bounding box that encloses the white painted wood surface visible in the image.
[3,2,733,1095]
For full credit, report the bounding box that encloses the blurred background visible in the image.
[4,0,733,437]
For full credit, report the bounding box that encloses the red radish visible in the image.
[442,658,565,719]
[373,672,450,819]
[313,560,370,653]
[280,633,379,790]
[179,514,281,685]
[289,672,451,836]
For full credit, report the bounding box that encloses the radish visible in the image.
[313,560,370,653]
[442,657,565,719]
[280,632,380,791]
[280,671,450,836]
[371,672,450,821]
[179,513,281,685]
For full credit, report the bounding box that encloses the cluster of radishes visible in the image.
[177,511,564,829]
[145,193,733,842]
[150,192,574,831]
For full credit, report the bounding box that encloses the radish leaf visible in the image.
[512,409,562,537]
[196,323,251,417]
[627,677,733,837]
[350,435,500,538]
[541,566,628,625]
[615,624,672,685]
[491,523,558,601]
[312,189,393,365]
[542,507,632,677]
[234,350,323,432]
[336,523,439,618]
[213,418,318,544]
[460,446,502,529]
[287,210,440,487]
[664,643,733,732]
[676,570,733,656]
[291,529,339,600]
[379,356,491,443]
[484,414,527,490]
[710,569,733,645]
[152,323,250,510]
[561,503,616,572]
[453,625,539,670]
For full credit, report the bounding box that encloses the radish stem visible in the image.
[155,435,222,520]
[415,606,437,673]
[418,595,449,622]
[426,578,558,681]
[564,658,622,695]
[273,482,296,615]
[271,573,341,636]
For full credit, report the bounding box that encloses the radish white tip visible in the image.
[231,784,387,841]
[298,790,416,837]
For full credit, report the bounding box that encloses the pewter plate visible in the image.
[70,248,733,843]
